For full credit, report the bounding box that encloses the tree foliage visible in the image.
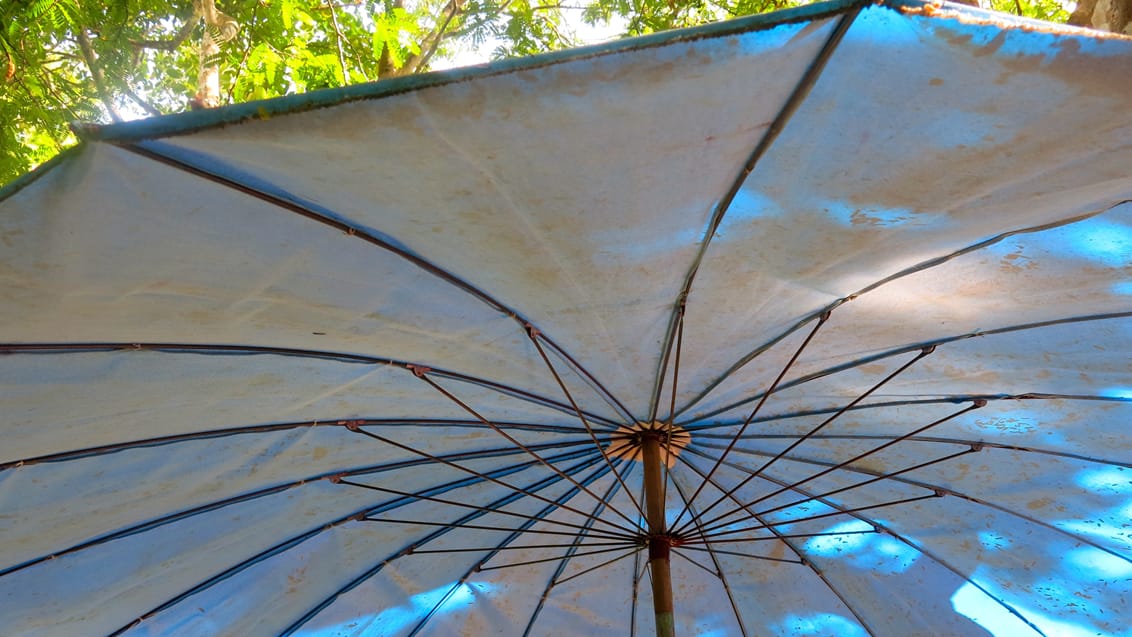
[0,0,1110,185]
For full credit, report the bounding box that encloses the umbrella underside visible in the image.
[2,1,1131,635]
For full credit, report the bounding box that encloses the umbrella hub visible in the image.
[646,532,682,559]
[606,421,690,466]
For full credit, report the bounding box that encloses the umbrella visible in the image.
[2,0,1131,634]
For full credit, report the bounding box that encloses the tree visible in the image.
[1,0,583,184]
[0,0,1112,186]
[1068,0,1132,33]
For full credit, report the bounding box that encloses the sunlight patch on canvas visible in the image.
[1062,221,1132,267]
[296,582,494,636]
[772,612,866,637]
[1065,546,1132,579]
[1076,466,1132,494]
[802,519,918,574]
[950,580,1040,637]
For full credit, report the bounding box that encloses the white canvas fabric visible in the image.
[2,1,1131,635]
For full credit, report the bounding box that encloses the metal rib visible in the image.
[747,469,1050,637]
[121,140,632,425]
[0,419,590,471]
[691,430,1132,468]
[683,310,1132,424]
[110,453,607,636]
[0,341,620,428]
[522,458,637,637]
[687,442,1132,564]
[277,455,616,637]
[2,443,592,578]
[677,202,1132,419]
[647,5,862,422]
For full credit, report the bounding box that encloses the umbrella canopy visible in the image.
[2,0,1131,634]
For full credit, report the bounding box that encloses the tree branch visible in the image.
[119,82,162,116]
[312,0,364,9]
[402,0,475,74]
[439,0,515,42]
[326,0,351,83]
[75,28,122,121]
[340,22,371,82]
[130,14,198,51]
[226,2,260,105]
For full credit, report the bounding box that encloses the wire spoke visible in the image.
[744,468,1050,637]
[339,478,637,540]
[663,466,750,637]
[280,454,623,637]
[409,371,643,529]
[552,548,644,586]
[671,311,829,530]
[526,328,647,521]
[476,545,634,572]
[114,451,611,636]
[668,446,860,615]
[695,493,942,542]
[408,541,636,554]
[679,530,878,546]
[679,442,969,540]
[677,545,802,564]
[679,450,878,635]
[689,400,983,534]
[674,345,935,536]
[670,548,720,574]
[360,515,636,542]
[409,457,632,637]
[347,425,637,535]
[521,457,637,636]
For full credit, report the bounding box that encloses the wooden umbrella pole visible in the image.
[641,432,675,637]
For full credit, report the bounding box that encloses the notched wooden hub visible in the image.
[606,421,690,467]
